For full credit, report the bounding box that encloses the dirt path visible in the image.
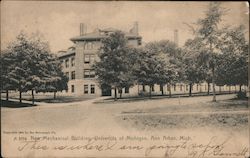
[1,94,249,157]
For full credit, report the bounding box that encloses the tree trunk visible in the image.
[212,68,216,102]
[168,84,171,98]
[210,41,216,102]
[137,85,140,95]
[239,84,242,92]
[6,90,9,101]
[32,90,34,105]
[207,83,210,95]
[189,83,192,96]
[161,85,164,96]
[54,91,56,99]
[119,91,122,99]
[149,85,152,98]
[114,88,117,101]
[19,91,22,103]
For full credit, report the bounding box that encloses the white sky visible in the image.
[1,1,249,53]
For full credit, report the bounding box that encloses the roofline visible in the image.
[70,35,142,42]
[58,52,75,59]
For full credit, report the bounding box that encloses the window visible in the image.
[84,42,93,50]
[71,71,75,80]
[138,39,142,46]
[71,57,75,67]
[125,87,129,93]
[84,54,90,63]
[142,85,145,92]
[89,70,95,78]
[91,85,95,94]
[84,85,88,94]
[65,59,69,68]
[84,54,95,64]
[180,85,183,91]
[87,43,90,49]
[65,72,69,79]
[71,85,75,93]
[84,69,95,78]
[151,85,154,92]
[186,85,188,91]
[173,85,176,91]
[197,84,199,91]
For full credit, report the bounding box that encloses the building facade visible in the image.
[58,22,142,96]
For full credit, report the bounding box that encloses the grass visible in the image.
[118,113,248,131]
[117,98,249,131]
[121,99,248,114]
[5,93,96,103]
[95,91,239,104]
[1,100,37,108]
[22,96,96,103]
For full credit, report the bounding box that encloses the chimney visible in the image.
[133,21,139,35]
[80,23,87,36]
[174,29,178,46]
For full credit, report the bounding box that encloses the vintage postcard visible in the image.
[1,1,249,157]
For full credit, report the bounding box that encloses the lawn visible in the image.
[1,100,37,108]
[3,92,96,103]
[116,98,248,131]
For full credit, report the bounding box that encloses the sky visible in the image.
[1,1,249,53]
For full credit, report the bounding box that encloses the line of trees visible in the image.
[93,2,248,101]
[1,32,68,104]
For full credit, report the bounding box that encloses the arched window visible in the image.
[87,42,93,49]
[84,43,87,50]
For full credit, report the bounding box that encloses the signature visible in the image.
[17,137,248,157]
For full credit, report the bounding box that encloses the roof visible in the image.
[57,46,76,58]
[70,28,142,41]
[101,27,119,32]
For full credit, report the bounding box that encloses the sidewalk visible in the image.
[1,97,107,109]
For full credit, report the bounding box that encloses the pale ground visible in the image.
[1,94,249,157]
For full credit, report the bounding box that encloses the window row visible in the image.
[119,87,129,94]
[84,54,95,64]
[61,54,96,68]
[62,57,75,68]
[84,84,95,94]
[84,69,95,78]
[83,42,99,50]
[69,84,95,94]
[65,70,96,79]
[143,84,212,92]
[65,71,75,80]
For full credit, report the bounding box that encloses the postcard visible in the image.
[1,1,249,157]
